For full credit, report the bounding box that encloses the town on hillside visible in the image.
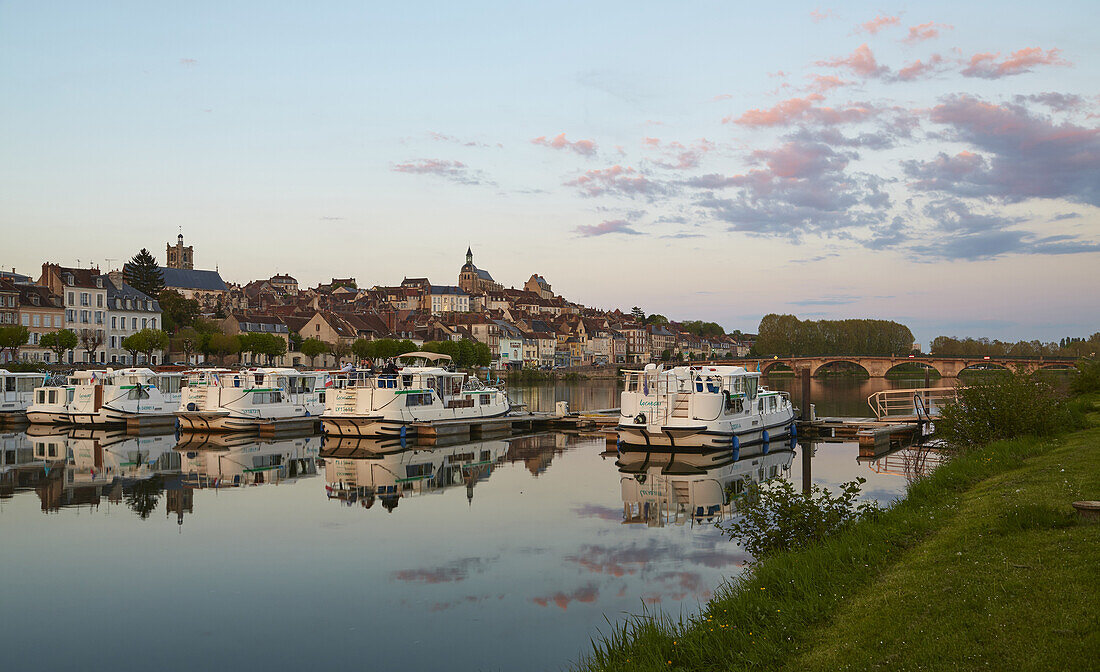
[0,234,754,368]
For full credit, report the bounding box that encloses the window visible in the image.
[141,318,147,329]
[150,318,156,329]
[80,293,89,306]
[405,392,433,406]
[54,316,62,327]
[480,393,491,405]
[80,310,89,323]
[111,316,116,329]
[97,294,103,307]
[32,315,40,327]
[95,311,103,324]
[21,314,29,326]
[37,390,46,404]
[131,317,137,330]
[127,386,150,400]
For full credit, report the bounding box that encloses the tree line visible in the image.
[752,314,916,356]
[930,334,1099,358]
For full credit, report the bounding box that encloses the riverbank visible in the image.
[575,396,1099,671]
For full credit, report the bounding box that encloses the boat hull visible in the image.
[321,409,512,438]
[617,414,796,451]
[26,411,69,425]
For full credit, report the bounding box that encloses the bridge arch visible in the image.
[883,361,942,378]
[760,359,794,376]
[956,361,1011,375]
[810,359,872,378]
[1035,362,1076,372]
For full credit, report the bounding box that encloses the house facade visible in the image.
[15,283,64,362]
[106,278,164,365]
[39,264,108,363]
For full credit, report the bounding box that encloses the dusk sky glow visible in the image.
[2,1,1097,345]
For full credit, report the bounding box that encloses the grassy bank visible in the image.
[575,397,1100,671]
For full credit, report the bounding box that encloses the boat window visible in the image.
[401,375,413,388]
[746,377,758,399]
[4,377,13,392]
[128,386,150,400]
[66,390,74,403]
[480,393,491,405]
[405,392,432,407]
[37,390,46,403]
[48,444,57,458]
[255,374,264,385]
[48,390,56,404]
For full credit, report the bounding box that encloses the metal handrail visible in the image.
[867,386,960,420]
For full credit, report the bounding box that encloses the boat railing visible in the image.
[868,386,961,420]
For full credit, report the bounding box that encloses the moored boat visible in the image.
[176,367,327,432]
[617,364,796,450]
[63,368,182,426]
[0,369,48,423]
[321,352,510,438]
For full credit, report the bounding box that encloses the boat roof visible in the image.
[397,351,453,362]
[0,369,46,376]
[622,364,755,376]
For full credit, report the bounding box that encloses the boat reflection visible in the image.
[175,432,320,489]
[617,438,795,527]
[10,426,180,512]
[321,436,509,511]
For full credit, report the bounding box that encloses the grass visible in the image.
[573,396,1100,671]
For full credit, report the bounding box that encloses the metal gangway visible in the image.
[867,386,961,421]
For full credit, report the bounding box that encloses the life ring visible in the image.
[634,412,646,424]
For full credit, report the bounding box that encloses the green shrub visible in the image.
[718,477,881,558]
[1070,357,1100,394]
[936,371,1077,449]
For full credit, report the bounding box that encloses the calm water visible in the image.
[0,379,933,672]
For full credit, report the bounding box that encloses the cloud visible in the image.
[391,557,490,583]
[910,198,1100,260]
[815,43,890,78]
[712,93,734,102]
[902,22,952,44]
[392,159,488,185]
[688,140,890,240]
[807,74,851,93]
[810,8,834,23]
[788,294,860,306]
[531,584,599,610]
[855,15,901,35]
[961,47,1070,79]
[726,94,877,127]
[896,53,947,81]
[179,58,197,66]
[426,131,498,148]
[643,137,716,169]
[531,133,598,156]
[904,95,1100,206]
[565,165,668,199]
[573,219,641,237]
[1013,92,1084,112]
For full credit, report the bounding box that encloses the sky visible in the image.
[1,1,1097,346]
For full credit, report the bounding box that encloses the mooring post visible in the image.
[800,367,811,421]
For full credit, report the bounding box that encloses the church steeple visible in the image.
[466,246,473,265]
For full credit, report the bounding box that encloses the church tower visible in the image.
[167,233,194,270]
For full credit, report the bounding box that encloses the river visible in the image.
[0,376,941,671]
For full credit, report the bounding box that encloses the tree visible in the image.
[300,338,328,367]
[121,333,142,365]
[41,330,77,363]
[289,331,303,352]
[330,340,352,366]
[124,249,165,298]
[158,290,199,333]
[205,333,240,365]
[173,327,202,364]
[645,314,669,326]
[252,333,287,365]
[630,306,646,322]
[0,325,30,362]
[79,329,104,363]
[139,329,169,364]
[351,338,372,363]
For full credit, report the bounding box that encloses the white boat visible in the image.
[321,352,511,438]
[321,436,509,510]
[176,367,327,431]
[0,370,48,421]
[618,441,795,527]
[617,364,796,450]
[28,368,183,426]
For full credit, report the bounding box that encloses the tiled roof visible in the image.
[157,266,229,292]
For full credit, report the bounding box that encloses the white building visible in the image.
[428,285,470,315]
[106,278,164,365]
[38,264,108,364]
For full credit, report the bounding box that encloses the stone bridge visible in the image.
[717,355,1078,378]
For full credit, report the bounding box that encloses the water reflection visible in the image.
[321,437,509,510]
[177,432,320,489]
[617,439,795,527]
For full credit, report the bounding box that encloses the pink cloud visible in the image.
[807,74,851,93]
[816,43,890,78]
[573,219,641,237]
[565,165,664,198]
[961,47,1070,79]
[644,138,715,169]
[896,54,946,81]
[531,132,598,156]
[810,8,834,23]
[642,137,661,147]
[712,93,733,102]
[856,15,901,35]
[903,22,952,44]
[727,93,875,127]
